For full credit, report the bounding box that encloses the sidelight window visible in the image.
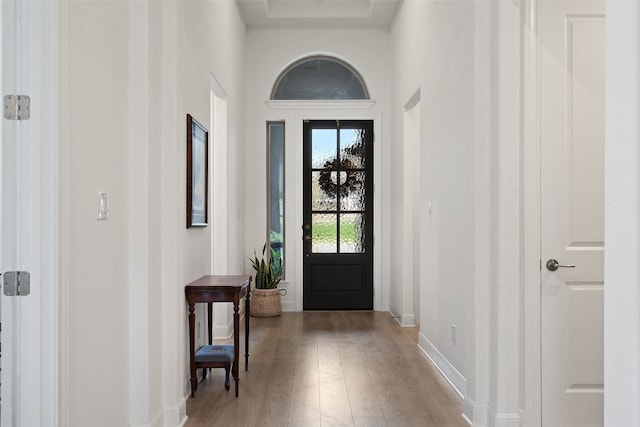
[267,121,285,273]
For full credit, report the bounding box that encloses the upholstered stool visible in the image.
[194,344,234,391]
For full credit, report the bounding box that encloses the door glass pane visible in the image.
[340,128,366,168]
[340,171,365,211]
[311,129,336,168]
[312,171,336,211]
[340,214,365,253]
[312,213,337,253]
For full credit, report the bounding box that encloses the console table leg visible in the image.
[188,303,197,398]
[245,291,250,371]
[233,299,240,397]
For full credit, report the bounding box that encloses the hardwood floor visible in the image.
[185,311,467,427]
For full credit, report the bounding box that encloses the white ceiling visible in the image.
[235,0,403,29]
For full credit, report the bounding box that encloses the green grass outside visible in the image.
[312,220,358,242]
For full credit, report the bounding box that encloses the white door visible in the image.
[540,0,605,426]
[1,1,56,425]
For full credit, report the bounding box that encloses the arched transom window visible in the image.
[271,56,369,100]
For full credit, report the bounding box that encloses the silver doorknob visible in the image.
[546,259,576,272]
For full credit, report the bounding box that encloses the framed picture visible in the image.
[187,113,208,228]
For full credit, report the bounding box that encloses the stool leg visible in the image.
[224,365,230,391]
[189,376,197,398]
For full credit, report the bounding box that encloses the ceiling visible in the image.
[235,0,403,29]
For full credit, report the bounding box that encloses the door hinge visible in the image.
[3,271,31,296]
[4,95,31,120]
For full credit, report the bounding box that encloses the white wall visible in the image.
[176,0,247,398]
[391,0,477,398]
[59,1,246,425]
[62,3,130,424]
[604,1,640,425]
[402,96,421,327]
[391,1,523,425]
[243,28,392,311]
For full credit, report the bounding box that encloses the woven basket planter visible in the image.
[251,288,284,317]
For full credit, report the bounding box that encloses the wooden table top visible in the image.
[185,275,251,291]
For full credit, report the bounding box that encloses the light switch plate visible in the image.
[97,192,109,220]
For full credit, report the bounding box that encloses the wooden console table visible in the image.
[185,275,251,398]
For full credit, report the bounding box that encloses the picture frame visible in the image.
[186,113,208,228]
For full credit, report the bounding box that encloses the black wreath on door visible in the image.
[318,158,361,199]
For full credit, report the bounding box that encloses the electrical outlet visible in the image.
[451,324,456,345]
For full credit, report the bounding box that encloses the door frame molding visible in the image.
[293,108,382,312]
[1,0,60,425]
[44,1,62,425]
[522,0,543,425]
[266,101,381,312]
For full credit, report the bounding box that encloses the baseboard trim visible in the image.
[212,320,232,339]
[213,312,250,339]
[388,307,401,324]
[149,411,162,427]
[417,332,466,398]
[463,396,488,426]
[176,396,188,427]
[281,300,295,312]
[401,313,416,327]
[130,412,162,427]
[388,310,416,327]
[155,396,187,427]
[491,407,522,427]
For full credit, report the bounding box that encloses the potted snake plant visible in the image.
[249,243,284,317]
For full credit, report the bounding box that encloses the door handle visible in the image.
[545,259,576,272]
[303,235,312,241]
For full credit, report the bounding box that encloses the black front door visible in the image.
[303,120,374,310]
